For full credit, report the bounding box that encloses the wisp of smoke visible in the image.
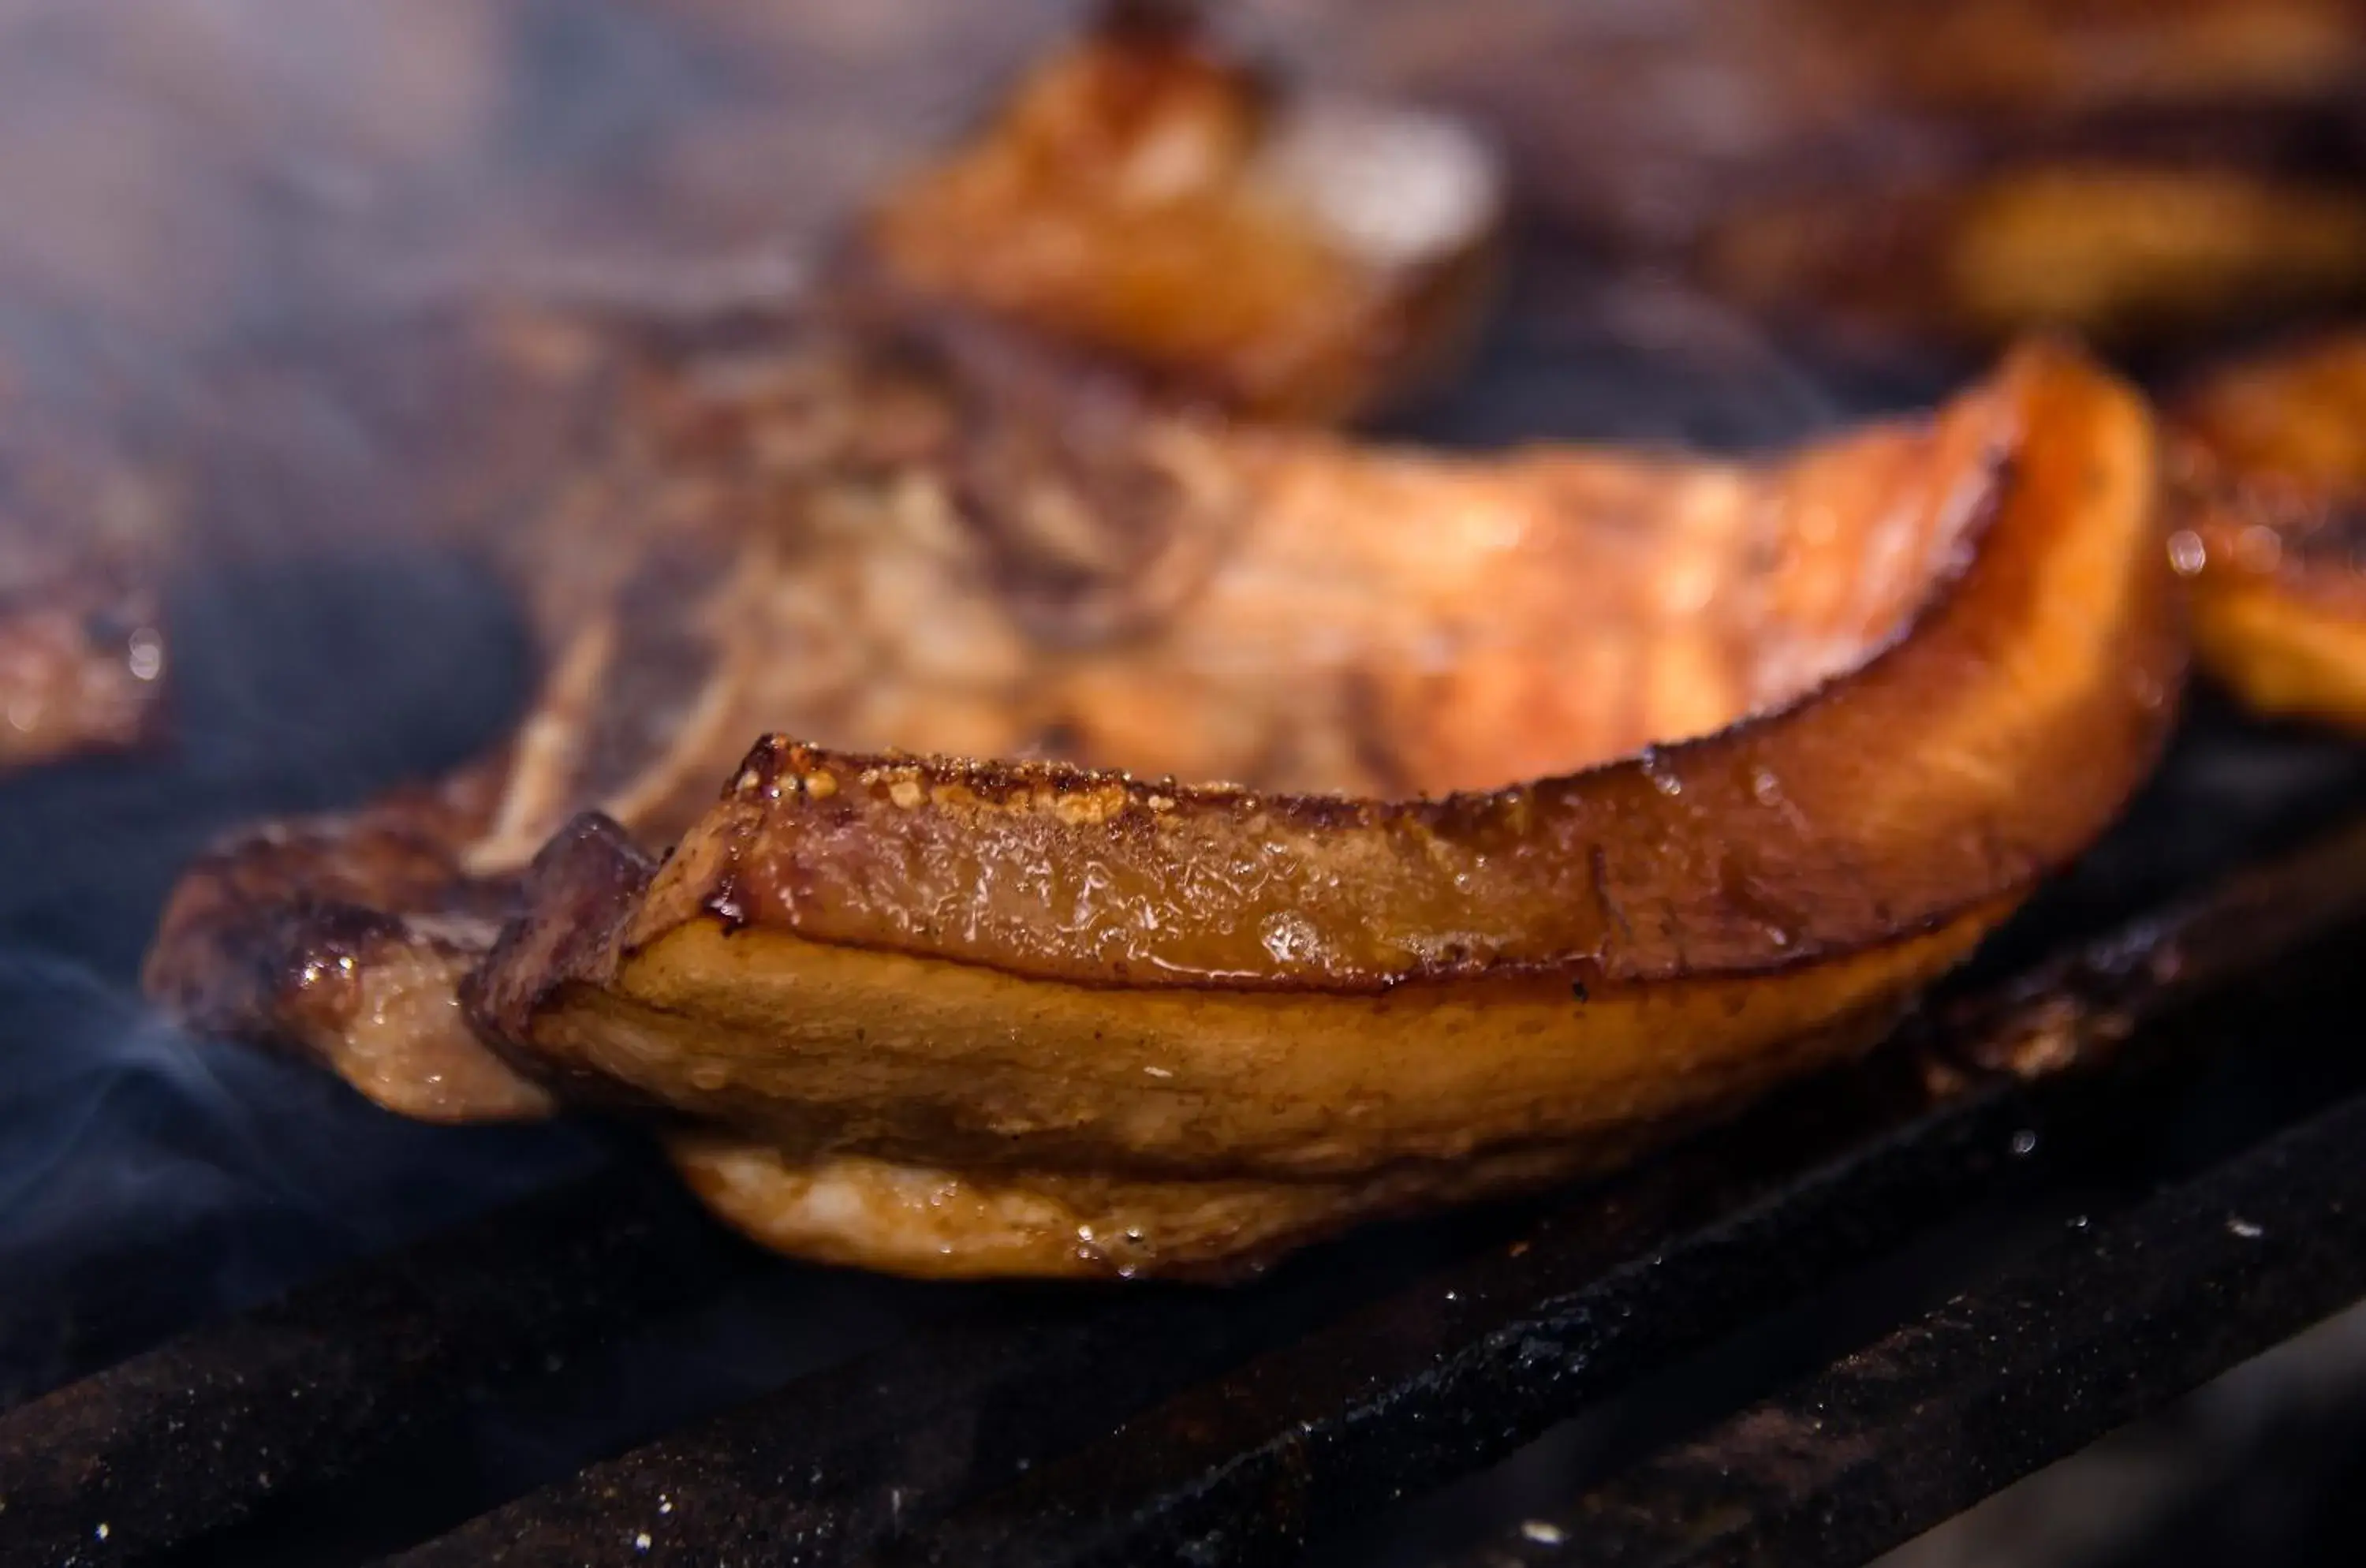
[0,949,603,1406]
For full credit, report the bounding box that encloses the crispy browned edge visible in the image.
[469,338,2182,1035]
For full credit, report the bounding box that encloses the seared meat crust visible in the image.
[2168,332,2366,726]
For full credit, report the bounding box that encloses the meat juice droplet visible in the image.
[2166,528,2207,576]
[127,627,164,681]
[1639,746,1682,797]
[1260,909,1323,963]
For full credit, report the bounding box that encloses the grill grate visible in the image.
[1438,1088,2366,1568]
[0,1159,759,1567]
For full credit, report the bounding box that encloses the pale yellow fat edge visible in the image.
[527,905,2003,1182]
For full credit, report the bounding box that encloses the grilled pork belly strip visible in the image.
[151,334,2173,1276]
[491,817,1992,1281]
[2167,332,2366,730]
[143,13,2191,1279]
[437,342,2175,1279]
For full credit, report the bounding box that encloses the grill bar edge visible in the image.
[1445,1081,2366,1568]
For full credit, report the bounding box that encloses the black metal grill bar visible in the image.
[0,1150,763,1568]
[1442,1080,2366,1568]
[383,1287,1367,1568]
[863,815,2366,1568]
[378,813,2366,1568]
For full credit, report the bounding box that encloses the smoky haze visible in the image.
[0,0,1069,1397]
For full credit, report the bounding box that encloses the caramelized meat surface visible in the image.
[157,339,2174,1279]
[146,302,1973,1118]
[147,312,2181,1277]
[2170,332,2366,727]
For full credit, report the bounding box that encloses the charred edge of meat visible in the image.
[465,812,659,1077]
[139,785,563,1122]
